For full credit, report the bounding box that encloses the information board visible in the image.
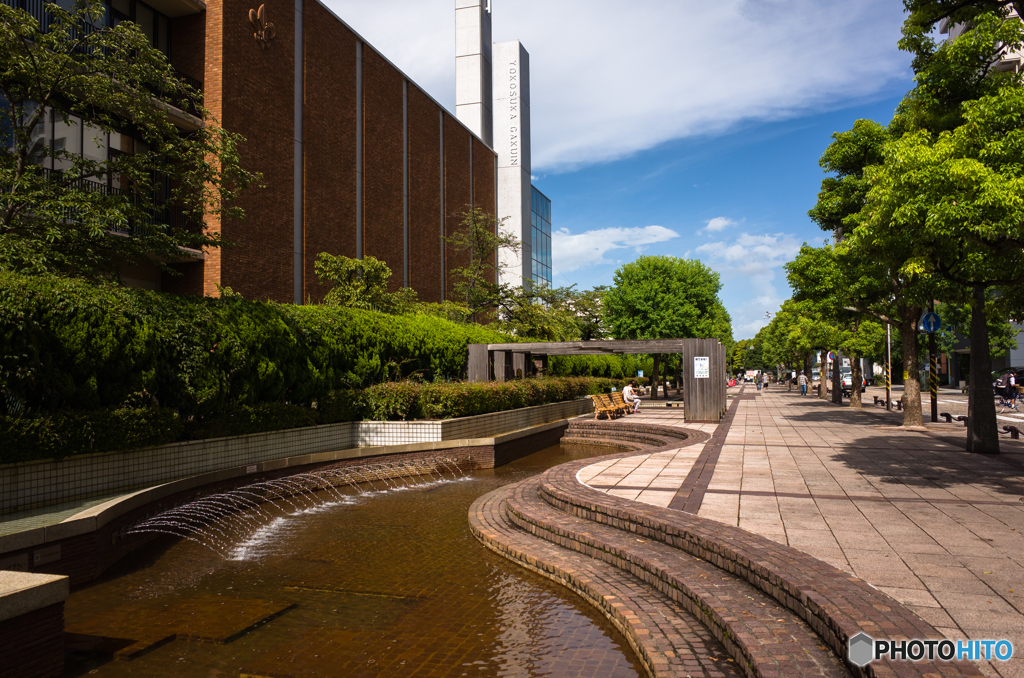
[694,356,709,379]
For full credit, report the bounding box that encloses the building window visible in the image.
[529,185,552,287]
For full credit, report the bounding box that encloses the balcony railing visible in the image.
[35,167,204,237]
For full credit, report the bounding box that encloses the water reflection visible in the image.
[64,444,643,677]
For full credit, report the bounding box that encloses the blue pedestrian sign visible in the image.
[922,312,941,333]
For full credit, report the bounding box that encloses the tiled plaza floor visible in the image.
[578,387,1024,678]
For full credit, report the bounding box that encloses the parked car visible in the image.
[841,372,867,396]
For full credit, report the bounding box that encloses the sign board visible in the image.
[827,351,835,361]
[921,312,941,333]
[638,370,643,378]
[694,356,710,379]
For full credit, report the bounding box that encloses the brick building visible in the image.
[116,0,499,303]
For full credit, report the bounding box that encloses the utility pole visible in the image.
[886,323,892,411]
[928,303,939,423]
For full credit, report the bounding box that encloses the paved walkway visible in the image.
[578,387,1024,678]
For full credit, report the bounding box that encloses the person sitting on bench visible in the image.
[622,380,641,413]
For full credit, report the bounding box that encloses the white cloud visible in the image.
[695,232,802,338]
[703,217,736,233]
[696,232,801,278]
[320,0,910,171]
[553,225,679,273]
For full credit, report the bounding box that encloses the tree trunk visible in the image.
[819,350,829,399]
[651,354,660,400]
[850,353,863,409]
[967,284,999,453]
[832,352,843,404]
[899,308,924,427]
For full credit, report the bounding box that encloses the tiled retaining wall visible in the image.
[0,421,571,587]
[1,399,592,515]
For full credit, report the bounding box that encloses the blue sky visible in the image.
[323,0,917,338]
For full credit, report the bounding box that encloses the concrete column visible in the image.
[454,0,492,145]
[493,40,531,288]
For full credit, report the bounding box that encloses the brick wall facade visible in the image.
[301,1,357,303]
[442,113,473,302]
[0,602,65,678]
[361,48,406,292]
[174,0,496,304]
[407,87,443,302]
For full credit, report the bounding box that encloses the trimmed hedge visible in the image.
[0,272,511,414]
[0,377,615,463]
[550,354,652,379]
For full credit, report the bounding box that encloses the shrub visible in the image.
[0,406,183,463]
[0,272,512,415]
[0,377,609,462]
[185,402,319,440]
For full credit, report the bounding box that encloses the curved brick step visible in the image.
[567,421,697,444]
[535,455,985,678]
[469,486,744,678]
[505,477,850,678]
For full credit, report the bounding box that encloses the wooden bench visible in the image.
[609,391,635,414]
[589,394,626,420]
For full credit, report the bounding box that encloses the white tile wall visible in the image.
[1,398,593,515]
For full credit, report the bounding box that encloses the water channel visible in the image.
[63,443,644,677]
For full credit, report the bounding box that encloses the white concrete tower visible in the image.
[493,40,531,287]
[454,0,492,145]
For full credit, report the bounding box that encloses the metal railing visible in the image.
[30,167,204,237]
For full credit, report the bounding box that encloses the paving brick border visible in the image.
[470,487,745,678]
[534,455,984,678]
[670,394,749,513]
[503,477,850,678]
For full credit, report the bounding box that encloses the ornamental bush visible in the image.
[0,272,510,415]
[0,377,611,462]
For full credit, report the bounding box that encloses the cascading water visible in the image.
[126,458,466,559]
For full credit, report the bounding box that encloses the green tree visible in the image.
[604,255,732,394]
[859,81,1024,450]
[314,253,417,314]
[604,256,732,342]
[444,206,520,321]
[0,0,258,280]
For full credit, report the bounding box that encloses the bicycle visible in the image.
[997,391,1020,413]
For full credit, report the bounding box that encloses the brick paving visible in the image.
[578,387,1024,678]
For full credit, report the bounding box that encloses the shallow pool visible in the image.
[63,444,643,677]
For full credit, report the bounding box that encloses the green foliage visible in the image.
[0,377,608,462]
[900,2,1023,127]
[604,256,733,343]
[731,338,767,373]
[186,402,318,441]
[494,283,608,342]
[444,206,521,319]
[935,300,1018,356]
[354,377,598,421]
[0,0,259,279]
[548,353,647,379]
[0,406,182,462]
[315,253,418,314]
[0,272,510,414]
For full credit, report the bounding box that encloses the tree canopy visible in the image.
[0,0,257,280]
[604,255,732,343]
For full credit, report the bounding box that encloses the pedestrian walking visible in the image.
[756,372,762,391]
[798,372,808,396]
[762,373,770,391]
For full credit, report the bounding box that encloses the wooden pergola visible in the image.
[466,338,728,422]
